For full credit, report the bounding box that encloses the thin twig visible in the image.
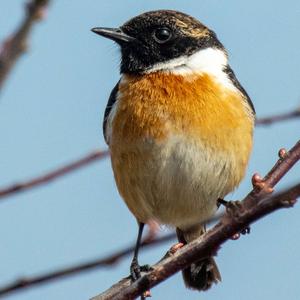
[244,141,300,208]
[0,0,50,91]
[0,234,174,298]
[0,213,222,298]
[256,107,300,125]
[0,150,109,199]
[92,140,300,300]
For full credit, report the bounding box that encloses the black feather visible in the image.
[102,81,120,144]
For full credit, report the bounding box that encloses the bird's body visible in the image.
[92,9,255,293]
[109,68,253,228]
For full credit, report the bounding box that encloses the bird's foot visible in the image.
[161,242,185,261]
[169,242,185,255]
[142,290,152,298]
[130,259,141,282]
[217,198,244,217]
[217,198,250,240]
[130,261,153,299]
[130,261,152,281]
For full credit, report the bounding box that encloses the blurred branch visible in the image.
[256,106,300,125]
[0,212,221,298]
[92,140,300,300]
[0,0,50,91]
[0,150,109,200]
[0,233,176,298]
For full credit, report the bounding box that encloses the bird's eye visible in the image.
[153,28,172,44]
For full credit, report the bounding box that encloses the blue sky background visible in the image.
[0,1,299,299]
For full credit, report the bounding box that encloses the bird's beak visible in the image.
[91,27,135,43]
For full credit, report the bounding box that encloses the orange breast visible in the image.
[113,72,253,155]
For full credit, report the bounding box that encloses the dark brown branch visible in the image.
[0,0,50,91]
[0,150,109,199]
[92,140,300,300]
[256,107,300,125]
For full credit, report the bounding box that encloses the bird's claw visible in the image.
[169,242,185,255]
[130,260,141,281]
[140,264,153,272]
[217,199,244,217]
[130,262,152,282]
[225,200,244,218]
[217,199,251,240]
[130,263,153,299]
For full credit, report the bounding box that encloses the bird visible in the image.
[92,9,255,292]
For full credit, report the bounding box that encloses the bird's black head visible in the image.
[92,10,224,74]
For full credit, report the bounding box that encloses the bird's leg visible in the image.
[130,222,144,281]
[217,198,229,208]
[217,172,275,239]
[130,222,152,299]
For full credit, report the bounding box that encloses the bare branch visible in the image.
[0,210,221,298]
[0,150,109,200]
[0,233,176,298]
[92,140,300,300]
[256,107,300,125]
[0,0,50,91]
[244,141,300,208]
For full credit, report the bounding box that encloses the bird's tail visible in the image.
[176,225,221,291]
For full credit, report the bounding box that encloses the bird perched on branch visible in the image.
[92,10,255,293]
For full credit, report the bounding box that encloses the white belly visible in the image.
[111,135,236,228]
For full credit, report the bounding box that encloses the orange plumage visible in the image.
[109,72,254,225]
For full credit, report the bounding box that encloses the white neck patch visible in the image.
[145,48,236,91]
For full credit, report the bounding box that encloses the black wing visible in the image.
[224,66,255,115]
[103,81,120,144]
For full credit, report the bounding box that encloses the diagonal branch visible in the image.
[0,150,109,200]
[0,0,50,91]
[93,183,299,300]
[92,140,300,300]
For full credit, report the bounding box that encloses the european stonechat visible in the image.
[92,10,255,292]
